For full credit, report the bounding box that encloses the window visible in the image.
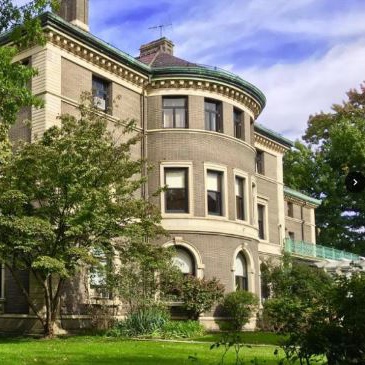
[89,249,111,299]
[288,231,295,241]
[235,176,245,220]
[92,76,109,111]
[258,204,265,239]
[163,97,187,128]
[256,150,264,174]
[235,253,248,291]
[172,247,195,276]
[207,170,223,215]
[287,202,294,217]
[165,168,189,213]
[233,108,243,139]
[205,99,222,132]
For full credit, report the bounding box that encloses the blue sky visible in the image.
[15,0,365,140]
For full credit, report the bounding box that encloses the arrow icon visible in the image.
[345,172,365,193]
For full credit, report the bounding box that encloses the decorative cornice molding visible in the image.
[255,133,288,153]
[148,77,261,117]
[45,28,149,89]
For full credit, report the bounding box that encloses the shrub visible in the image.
[180,276,225,320]
[221,291,259,331]
[106,304,169,337]
[161,320,205,339]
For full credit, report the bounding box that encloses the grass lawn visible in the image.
[0,336,286,365]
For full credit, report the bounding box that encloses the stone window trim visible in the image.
[163,238,205,279]
[162,96,188,128]
[204,163,228,219]
[231,245,256,293]
[257,197,269,242]
[160,161,194,218]
[233,169,250,224]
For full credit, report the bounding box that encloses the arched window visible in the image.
[235,253,248,291]
[172,246,195,276]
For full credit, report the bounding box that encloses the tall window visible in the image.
[235,253,248,291]
[233,108,243,139]
[235,176,245,220]
[172,247,195,276]
[207,170,223,215]
[205,99,222,132]
[287,202,294,217]
[165,168,189,213]
[92,76,109,111]
[89,249,111,299]
[256,150,264,174]
[258,204,265,239]
[163,97,187,128]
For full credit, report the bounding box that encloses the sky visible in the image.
[15,0,365,141]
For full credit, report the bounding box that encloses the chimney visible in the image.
[58,0,89,31]
[139,37,174,58]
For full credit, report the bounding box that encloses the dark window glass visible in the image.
[207,170,223,215]
[235,176,245,220]
[258,204,265,239]
[287,202,294,217]
[205,99,222,132]
[235,254,248,291]
[165,168,189,213]
[233,108,243,139]
[163,97,187,128]
[288,231,295,240]
[256,150,264,174]
[92,76,109,111]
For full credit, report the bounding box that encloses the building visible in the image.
[0,0,358,333]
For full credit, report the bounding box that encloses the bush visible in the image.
[179,276,225,320]
[221,291,259,331]
[106,305,169,337]
[161,320,205,339]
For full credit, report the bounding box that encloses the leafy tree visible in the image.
[0,99,162,337]
[0,0,58,161]
[284,84,365,254]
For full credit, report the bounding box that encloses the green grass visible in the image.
[192,331,285,346]
[0,336,285,365]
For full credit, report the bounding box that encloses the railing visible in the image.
[284,238,360,261]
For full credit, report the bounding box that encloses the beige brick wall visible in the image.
[188,95,204,129]
[147,131,256,218]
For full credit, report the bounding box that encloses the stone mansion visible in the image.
[0,0,359,333]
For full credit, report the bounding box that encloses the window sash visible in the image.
[163,97,187,128]
[256,150,264,174]
[205,100,221,132]
[287,202,294,217]
[235,275,248,291]
[258,204,265,239]
[165,168,188,213]
[233,109,242,138]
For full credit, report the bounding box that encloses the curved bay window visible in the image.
[235,253,248,291]
[172,246,195,276]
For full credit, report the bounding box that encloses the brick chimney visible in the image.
[139,37,174,58]
[58,0,89,31]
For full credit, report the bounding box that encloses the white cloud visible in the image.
[242,39,365,140]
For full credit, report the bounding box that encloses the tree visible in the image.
[0,98,163,337]
[284,84,365,254]
[0,0,58,160]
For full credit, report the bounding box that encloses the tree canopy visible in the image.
[284,84,365,254]
[0,99,163,337]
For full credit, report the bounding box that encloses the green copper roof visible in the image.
[255,123,294,148]
[284,186,322,206]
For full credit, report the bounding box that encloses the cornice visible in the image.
[148,77,261,118]
[255,133,289,153]
[45,27,149,89]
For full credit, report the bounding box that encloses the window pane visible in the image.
[205,102,217,111]
[166,169,185,188]
[258,204,265,239]
[207,171,220,191]
[163,98,185,107]
[208,191,221,215]
[235,254,247,277]
[163,109,174,128]
[235,177,243,197]
[166,188,187,212]
[172,248,194,275]
[175,109,186,128]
